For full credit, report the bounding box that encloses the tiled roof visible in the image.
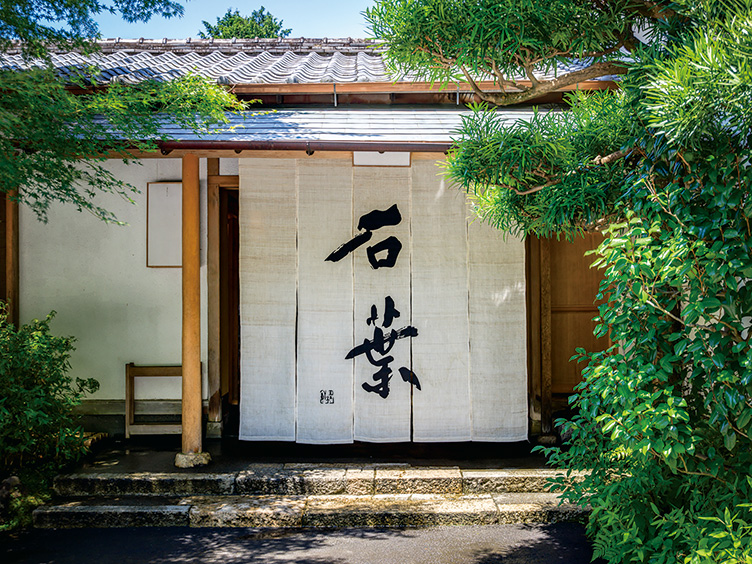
[0,38,595,86]
[129,107,545,148]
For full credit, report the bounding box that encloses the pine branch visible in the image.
[480,61,627,106]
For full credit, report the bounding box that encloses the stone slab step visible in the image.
[54,467,582,498]
[33,493,588,529]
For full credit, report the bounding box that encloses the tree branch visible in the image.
[460,65,506,104]
[594,148,632,165]
[513,180,558,196]
[489,60,526,92]
[493,179,558,196]
[628,0,677,20]
[481,61,627,106]
[493,150,631,197]
[523,63,540,87]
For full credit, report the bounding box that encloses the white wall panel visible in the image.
[19,159,196,401]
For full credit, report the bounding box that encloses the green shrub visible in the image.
[0,305,98,474]
[538,153,752,562]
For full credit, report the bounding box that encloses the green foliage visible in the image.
[638,3,752,150]
[446,92,636,238]
[367,0,632,78]
[536,3,752,562]
[688,505,752,563]
[1,1,248,223]
[199,7,291,39]
[0,306,98,474]
[0,0,185,59]
[0,68,245,222]
[366,0,656,104]
[542,166,752,561]
[0,471,53,532]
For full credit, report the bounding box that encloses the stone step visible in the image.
[53,466,578,498]
[33,493,588,529]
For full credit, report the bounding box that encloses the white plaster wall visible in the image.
[220,158,239,175]
[19,158,209,401]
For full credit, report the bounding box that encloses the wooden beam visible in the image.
[5,192,19,327]
[207,165,221,426]
[230,79,618,95]
[127,151,448,162]
[540,239,553,435]
[181,153,203,456]
[207,175,239,186]
[218,190,233,403]
[68,79,617,96]
[526,236,542,434]
[207,157,220,177]
[127,150,356,160]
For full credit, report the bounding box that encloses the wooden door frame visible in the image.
[526,236,553,436]
[4,192,19,326]
[207,158,239,433]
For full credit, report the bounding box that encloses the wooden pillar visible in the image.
[540,239,553,436]
[177,153,208,466]
[6,192,19,327]
[206,158,222,436]
[525,236,542,436]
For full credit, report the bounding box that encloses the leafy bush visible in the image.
[0,472,52,532]
[0,306,98,474]
[537,15,752,559]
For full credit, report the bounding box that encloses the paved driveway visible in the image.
[2,524,602,563]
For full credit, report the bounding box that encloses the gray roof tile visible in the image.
[0,38,605,86]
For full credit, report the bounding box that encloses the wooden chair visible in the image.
[124,363,183,438]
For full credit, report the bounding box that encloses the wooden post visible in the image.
[540,239,553,436]
[6,192,19,327]
[175,153,209,467]
[206,158,222,437]
[525,236,543,436]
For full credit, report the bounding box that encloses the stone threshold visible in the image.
[33,492,588,529]
[53,466,584,497]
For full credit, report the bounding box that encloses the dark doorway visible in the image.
[220,188,241,435]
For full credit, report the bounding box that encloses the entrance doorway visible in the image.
[526,233,608,434]
[219,189,240,433]
[206,163,241,437]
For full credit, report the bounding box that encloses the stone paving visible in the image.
[35,465,589,529]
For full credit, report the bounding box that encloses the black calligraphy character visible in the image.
[366,237,402,269]
[362,366,392,398]
[345,325,417,360]
[366,296,400,327]
[347,296,420,399]
[382,296,399,328]
[399,367,421,390]
[325,204,403,269]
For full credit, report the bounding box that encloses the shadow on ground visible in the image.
[1,523,604,564]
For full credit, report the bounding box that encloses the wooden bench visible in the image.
[125,363,183,438]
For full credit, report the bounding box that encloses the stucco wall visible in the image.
[19,158,210,400]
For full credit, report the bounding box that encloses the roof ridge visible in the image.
[4,38,384,56]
